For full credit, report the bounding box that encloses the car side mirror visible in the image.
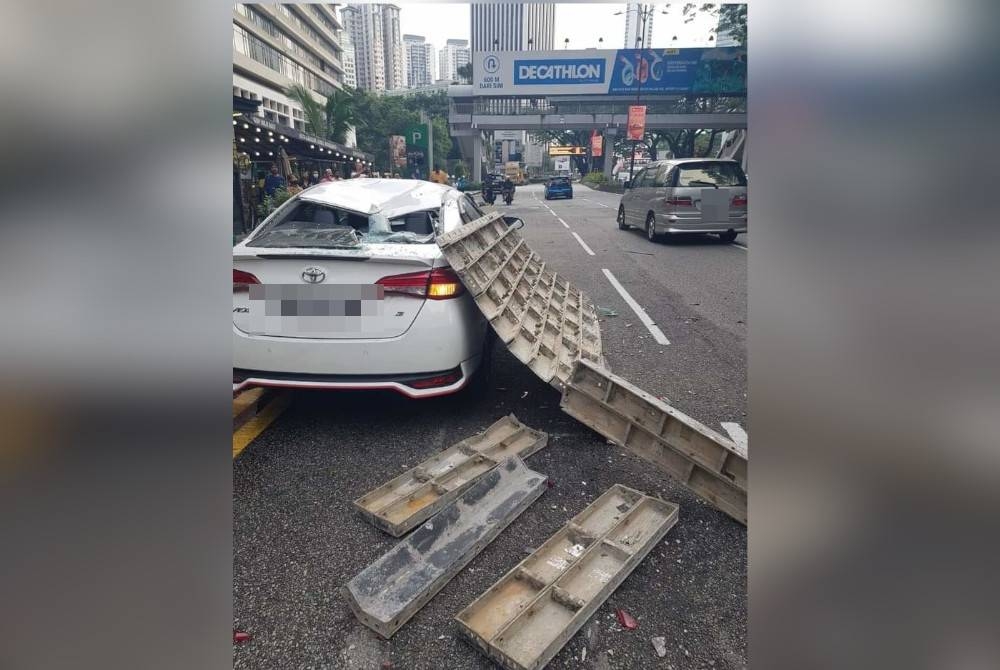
[624,180,632,189]
[503,216,524,230]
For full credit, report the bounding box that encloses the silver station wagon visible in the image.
[617,158,747,243]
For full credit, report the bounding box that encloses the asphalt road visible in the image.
[234,182,747,670]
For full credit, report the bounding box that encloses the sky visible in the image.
[397,3,722,58]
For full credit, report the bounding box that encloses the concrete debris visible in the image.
[560,359,747,524]
[435,210,605,389]
[354,415,548,536]
[344,456,547,639]
[651,636,667,657]
[456,484,678,670]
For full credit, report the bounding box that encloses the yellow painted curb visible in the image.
[233,391,290,459]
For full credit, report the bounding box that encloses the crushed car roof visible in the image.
[298,179,456,218]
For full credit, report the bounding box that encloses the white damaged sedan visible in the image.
[234,179,513,398]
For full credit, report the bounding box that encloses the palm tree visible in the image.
[325,87,357,145]
[285,84,325,138]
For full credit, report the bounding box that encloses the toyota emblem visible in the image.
[301,266,326,283]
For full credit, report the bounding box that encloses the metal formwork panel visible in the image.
[560,359,747,524]
[354,415,549,536]
[436,212,604,389]
[344,456,547,639]
[456,484,679,670]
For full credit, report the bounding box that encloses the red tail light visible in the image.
[664,196,693,207]
[405,368,463,389]
[731,194,747,207]
[233,269,260,291]
[376,268,465,300]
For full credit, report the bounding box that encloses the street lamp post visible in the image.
[626,4,654,185]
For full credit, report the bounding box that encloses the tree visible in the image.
[325,87,357,145]
[431,117,452,170]
[285,84,326,138]
[717,4,747,46]
[456,62,472,84]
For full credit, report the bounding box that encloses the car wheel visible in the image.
[617,206,629,230]
[718,230,738,243]
[645,213,660,242]
[463,330,495,400]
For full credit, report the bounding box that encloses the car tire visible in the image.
[617,206,629,230]
[645,213,660,242]
[464,330,495,400]
[718,230,738,243]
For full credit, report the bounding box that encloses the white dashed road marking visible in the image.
[571,232,595,256]
[601,269,670,345]
[721,422,748,451]
[556,217,569,229]
[731,243,747,250]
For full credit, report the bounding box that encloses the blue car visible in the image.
[544,177,573,200]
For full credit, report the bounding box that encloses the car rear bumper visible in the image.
[658,215,747,234]
[233,356,479,399]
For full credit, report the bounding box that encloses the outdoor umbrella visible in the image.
[278,146,293,180]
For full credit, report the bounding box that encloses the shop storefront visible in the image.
[232,101,373,235]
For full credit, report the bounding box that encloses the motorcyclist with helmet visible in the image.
[501,175,515,204]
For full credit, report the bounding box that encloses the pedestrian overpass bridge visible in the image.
[447,46,747,181]
[447,85,746,181]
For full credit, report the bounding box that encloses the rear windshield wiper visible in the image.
[688,180,719,188]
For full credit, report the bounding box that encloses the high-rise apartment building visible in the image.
[438,38,470,82]
[381,4,405,90]
[232,3,345,131]
[623,3,654,48]
[403,34,435,88]
[470,4,554,52]
[342,4,384,91]
[342,3,403,92]
[340,19,358,89]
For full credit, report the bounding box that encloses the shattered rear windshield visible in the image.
[248,200,439,248]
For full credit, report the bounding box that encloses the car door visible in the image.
[650,163,672,217]
[635,165,659,221]
[623,167,648,227]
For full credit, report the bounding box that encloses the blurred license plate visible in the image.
[246,284,384,335]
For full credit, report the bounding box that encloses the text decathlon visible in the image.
[513,59,606,85]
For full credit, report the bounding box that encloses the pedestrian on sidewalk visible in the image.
[263,165,284,197]
[320,168,335,183]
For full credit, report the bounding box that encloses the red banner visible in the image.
[627,105,647,141]
[590,130,603,157]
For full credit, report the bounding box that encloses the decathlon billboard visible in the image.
[474,48,746,97]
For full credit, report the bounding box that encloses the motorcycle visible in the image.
[503,190,513,205]
[483,189,496,205]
